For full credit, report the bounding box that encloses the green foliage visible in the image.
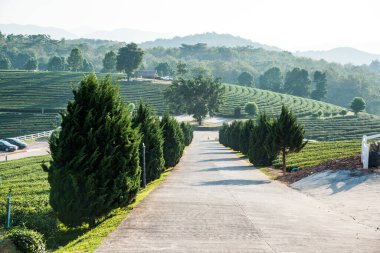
[133,101,165,184]
[67,48,83,71]
[116,43,144,79]
[350,97,366,115]
[43,73,141,227]
[47,56,65,71]
[82,59,93,72]
[259,67,282,92]
[340,109,348,116]
[273,140,360,170]
[165,75,225,125]
[239,119,255,155]
[160,112,184,168]
[272,105,307,174]
[324,111,331,117]
[228,120,244,151]
[102,51,117,73]
[176,61,188,76]
[317,109,323,117]
[7,227,46,253]
[248,114,277,166]
[284,68,311,97]
[234,106,241,118]
[180,122,193,146]
[238,72,254,87]
[24,58,38,70]
[311,71,327,101]
[0,56,11,69]
[155,62,173,76]
[244,102,259,116]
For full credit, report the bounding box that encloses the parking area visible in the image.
[0,140,49,161]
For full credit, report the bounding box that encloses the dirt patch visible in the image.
[277,155,380,184]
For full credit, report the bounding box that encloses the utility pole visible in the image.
[142,143,146,188]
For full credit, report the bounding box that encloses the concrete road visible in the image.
[0,141,49,161]
[97,131,380,252]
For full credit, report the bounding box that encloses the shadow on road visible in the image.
[197,179,271,186]
[200,157,242,162]
[198,165,253,172]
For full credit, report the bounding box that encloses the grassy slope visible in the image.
[0,155,171,252]
[272,140,361,169]
[1,71,380,141]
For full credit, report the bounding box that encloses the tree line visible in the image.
[219,106,307,174]
[43,73,193,227]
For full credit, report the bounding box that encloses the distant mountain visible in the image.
[0,23,78,39]
[140,32,282,51]
[83,28,173,43]
[295,47,380,65]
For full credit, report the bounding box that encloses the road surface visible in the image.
[97,131,380,252]
[0,141,49,161]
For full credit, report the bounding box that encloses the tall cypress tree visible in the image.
[160,112,184,168]
[133,101,165,184]
[248,114,277,166]
[43,74,141,227]
[180,122,193,146]
[272,105,307,174]
[239,119,255,155]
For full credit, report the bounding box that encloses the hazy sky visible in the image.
[1,0,380,53]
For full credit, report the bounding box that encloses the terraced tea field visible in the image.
[1,71,380,140]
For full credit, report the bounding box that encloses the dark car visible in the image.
[0,140,17,152]
[4,138,28,149]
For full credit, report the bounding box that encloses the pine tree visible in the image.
[160,112,185,168]
[43,74,141,227]
[248,114,277,166]
[180,122,193,146]
[228,120,243,151]
[272,105,307,174]
[133,101,165,184]
[239,119,255,155]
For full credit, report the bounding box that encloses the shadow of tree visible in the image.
[198,165,253,172]
[197,179,270,186]
[200,157,242,162]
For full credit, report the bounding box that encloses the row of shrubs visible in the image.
[6,74,193,252]
[219,105,306,171]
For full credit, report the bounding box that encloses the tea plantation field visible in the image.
[1,70,380,140]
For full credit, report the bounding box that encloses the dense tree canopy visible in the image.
[238,72,254,87]
[245,102,259,116]
[67,48,83,71]
[102,51,117,73]
[350,97,366,115]
[24,57,38,70]
[259,67,282,92]
[311,71,327,101]
[116,43,144,79]
[284,68,311,97]
[165,75,225,125]
[47,56,65,71]
[0,56,11,69]
[155,62,174,76]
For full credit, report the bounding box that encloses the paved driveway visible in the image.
[97,131,380,252]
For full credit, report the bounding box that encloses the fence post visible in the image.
[142,143,146,188]
[5,188,11,230]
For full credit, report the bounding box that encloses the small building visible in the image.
[135,70,158,79]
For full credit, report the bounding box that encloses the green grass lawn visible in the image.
[0,155,171,252]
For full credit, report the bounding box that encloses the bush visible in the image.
[340,109,348,116]
[7,227,46,253]
[180,122,193,146]
[228,121,243,151]
[161,112,185,168]
[234,107,241,118]
[317,110,323,117]
[245,102,259,116]
[324,111,331,117]
[239,119,255,155]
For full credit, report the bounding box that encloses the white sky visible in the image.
[1,0,380,53]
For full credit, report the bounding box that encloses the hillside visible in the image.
[1,33,380,115]
[295,47,380,65]
[140,32,281,51]
[1,71,380,141]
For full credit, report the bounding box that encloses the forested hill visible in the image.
[140,32,281,51]
[1,32,380,115]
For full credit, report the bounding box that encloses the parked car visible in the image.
[0,140,18,152]
[3,138,28,149]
